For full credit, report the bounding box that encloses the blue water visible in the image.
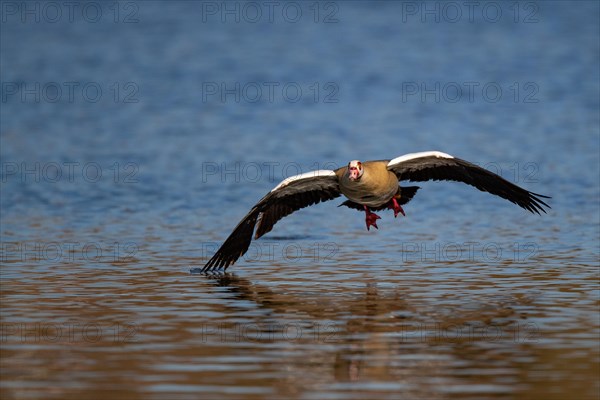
[1,1,599,399]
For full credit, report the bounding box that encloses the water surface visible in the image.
[1,1,599,399]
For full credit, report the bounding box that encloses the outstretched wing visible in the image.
[386,151,550,214]
[202,170,341,272]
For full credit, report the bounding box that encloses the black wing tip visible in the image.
[529,190,551,199]
[197,253,236,273]
[513,194,550,216]
[528,191,551,214]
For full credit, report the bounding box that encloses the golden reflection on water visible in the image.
[1,249,598,400]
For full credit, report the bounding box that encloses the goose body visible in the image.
[201,151,550,272]
[337,161,399,207]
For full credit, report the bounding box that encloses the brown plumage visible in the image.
[337,161,399,207]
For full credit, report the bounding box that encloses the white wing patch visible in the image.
[271,170,336,192]
[388,151,454,167]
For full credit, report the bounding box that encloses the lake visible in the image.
[1,1,599,399]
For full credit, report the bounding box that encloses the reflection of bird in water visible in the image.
[196,273,538,396]
[198,274,415,382]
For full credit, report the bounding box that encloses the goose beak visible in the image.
[348,167,360,181]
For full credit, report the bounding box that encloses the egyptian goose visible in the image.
[201,151,550,271]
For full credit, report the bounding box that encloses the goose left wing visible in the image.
[202,170,341,272]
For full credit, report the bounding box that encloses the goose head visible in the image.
[347,160,363,181]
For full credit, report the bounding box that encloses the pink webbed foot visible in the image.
[363,206,381,231]
[388,197,405,218]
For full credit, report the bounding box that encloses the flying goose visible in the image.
[201,151,550,272]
